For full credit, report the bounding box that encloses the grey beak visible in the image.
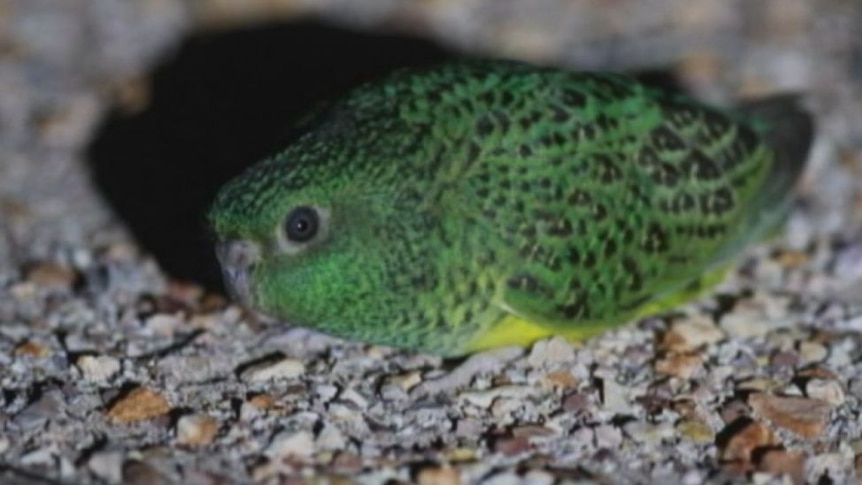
[215,240,260,305]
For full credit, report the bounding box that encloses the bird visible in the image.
[209,59,814,357]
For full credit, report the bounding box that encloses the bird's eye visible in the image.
[284,206,319,243]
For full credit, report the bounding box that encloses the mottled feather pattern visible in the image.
[210,60,812,355]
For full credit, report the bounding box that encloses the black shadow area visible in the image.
[87,21,456,291]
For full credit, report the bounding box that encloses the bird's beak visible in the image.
[215,239,260,306]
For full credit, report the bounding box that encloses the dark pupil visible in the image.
[285,206,319,242]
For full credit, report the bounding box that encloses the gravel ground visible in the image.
[2,1,862,484]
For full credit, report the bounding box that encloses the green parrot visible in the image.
[209,59,813,357]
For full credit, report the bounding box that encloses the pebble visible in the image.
[25,261,78,289]
[459,385,534,409]
[539,369,578,389]
[123,459,168,485]
[265,430,315,460]
[599,377,630,415]
[12,391,63,430]
[676,419,714,443]
[521,470,555,485]
[798,341,828,365]
[527,336,575,367]
[625,421,676,445]
[805,378,846,406]
[76,354,121,382]
[175,414,219,445]
[717,418,775,468]
[415,464,460,485]
[386,371,423,391]
[106,387,171,423]
[719,311,772,339]
[13,340,49,357]
[561,391,593,414]
[88,450,124,483]
[144,313,184,336]
[756,448,805,484]
[240,357,306,382]
[748,393,831,438]
[654,353,703,379]
[660,315,724,353]
[316,422,347,450]
[493,435,531,455]
[594,424,623,449]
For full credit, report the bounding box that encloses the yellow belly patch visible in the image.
[463,264,734,353]
[463,314,610,353]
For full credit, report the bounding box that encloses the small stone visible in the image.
[720,312,770,338]
[76,355,121,382]
[511,424,555,439]
[492,435,531,455]
[144,313,184,336]
[594,424,623,449]
[445,448,478,462]
[265,430,315,460]
[13,391,63,430]
[0,437,8,454]
[756,448,805,484]
[654,353,702,379]
[561,391,593,414]
[459,385,533,409]
[600,377,630,415]
[123,460,168,485]
[387,371,423,391]
[540,369,578,389]
[88,450,124,483]
[481,471,521,485]
[718,418,775,468]
[805,378,845,406]
[106,387,171,423]
[330,451,363,473]
[25,261,78,289]
[736,377,782,393]
[719,399,751,424]
[454,418,483,438]
[175,414,219,445]
[625,421,676,445]
[247,393,275,410]
[676,419,714,443]
[798,341,828,365]
[20,448,54,466]
[13,340,48,357]
[521,470,555,485]
[415,464,460,485]
[315,423,347,450]
[660,315,724,353]
[240,357,305,382]
[528,336,575,367]
[748,393,831,438]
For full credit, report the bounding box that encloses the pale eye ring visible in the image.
[284,206,319,243]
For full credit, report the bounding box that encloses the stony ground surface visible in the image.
[2,0,862,484]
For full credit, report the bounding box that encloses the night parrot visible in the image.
[209,60,813,357]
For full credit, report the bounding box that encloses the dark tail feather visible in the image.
[737,94,815,205]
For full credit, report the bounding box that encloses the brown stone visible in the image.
[756,448,806,485]
[717,418,775,471]
[106,387,171,423]
[748,393,831,438]
[654,353,702,379]
[415,464,460,485]
[13,340,48,357]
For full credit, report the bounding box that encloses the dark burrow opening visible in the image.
[86,21,458,292]
[87,20,683,293]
